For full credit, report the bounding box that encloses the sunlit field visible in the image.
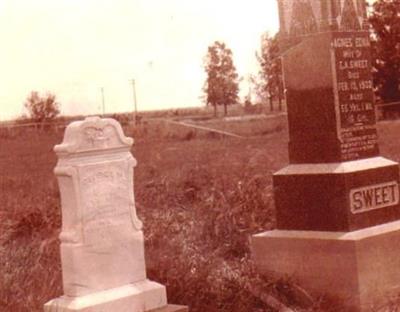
[1,114,400,312]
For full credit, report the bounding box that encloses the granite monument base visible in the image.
[274,157,400,231]
[251,220,400,311]
[44,280,167,312]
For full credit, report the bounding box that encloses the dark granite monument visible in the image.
[251,1,400,311]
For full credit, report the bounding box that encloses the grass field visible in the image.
[1,115,400,312]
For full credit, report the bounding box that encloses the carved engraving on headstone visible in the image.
[44,117,168,312]
[79,161,138,248]
[54,116,133,154]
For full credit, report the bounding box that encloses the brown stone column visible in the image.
[251,1,400,310]
[273,0,399,232]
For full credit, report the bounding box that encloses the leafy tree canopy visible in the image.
[203,41,239,116]
[369,0,400,111]
[252,33,284,111]
[24,91,60,123]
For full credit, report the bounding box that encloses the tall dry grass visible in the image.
[1,117,400,312]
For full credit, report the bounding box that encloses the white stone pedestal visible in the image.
[251,220,400,311]
[43,117,185,312]
[44,280,166,312]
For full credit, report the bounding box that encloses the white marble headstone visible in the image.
[44,117,167,312]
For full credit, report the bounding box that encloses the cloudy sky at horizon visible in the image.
[0,0,280,121]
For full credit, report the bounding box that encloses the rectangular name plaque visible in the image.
[350,181,400,214]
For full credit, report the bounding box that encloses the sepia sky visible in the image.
[0,0,280,120]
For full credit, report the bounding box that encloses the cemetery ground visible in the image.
[1,114,400,312]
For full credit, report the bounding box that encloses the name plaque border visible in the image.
[350,181,400,215]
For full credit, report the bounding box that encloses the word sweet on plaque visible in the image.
[350,181,400,214]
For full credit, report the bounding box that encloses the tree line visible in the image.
[203,0,400,117]
[23,0,400,122]
[370,0,400,116]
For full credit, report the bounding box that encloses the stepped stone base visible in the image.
[44,280,167,312]
[273,157,400,231]
[251,220,400,312]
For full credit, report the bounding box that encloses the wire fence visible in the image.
[0,102,399,136]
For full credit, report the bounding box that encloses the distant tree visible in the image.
[369,0,400,115]
[253,33,284,111]
[24,91,60,123]
[203,41,239,116]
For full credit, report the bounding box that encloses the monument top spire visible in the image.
[277,0,368,43]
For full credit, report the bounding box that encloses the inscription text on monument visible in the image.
[332,31,379,161]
